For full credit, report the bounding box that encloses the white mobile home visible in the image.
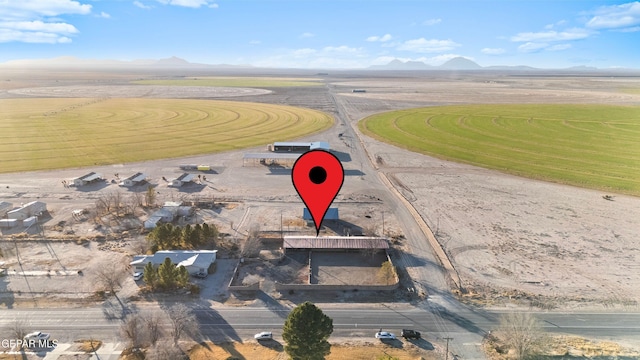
[130,250,218,275]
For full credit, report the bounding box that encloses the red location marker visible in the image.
[292,149,344,236]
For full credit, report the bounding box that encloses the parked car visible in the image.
[254,331,273,340]
[401,329,421,339]
[375,331,396,340]
[24,331,50,342]
[133,272,143,281]
[192,272,207,279]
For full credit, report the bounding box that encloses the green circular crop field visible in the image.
[359,104,640,195]
[0,98,333,173]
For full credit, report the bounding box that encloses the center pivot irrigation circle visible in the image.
[309,166,327,184]
[0,98,334,173]
[359,104,640,195]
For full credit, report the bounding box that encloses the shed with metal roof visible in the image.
[283,236,388,253]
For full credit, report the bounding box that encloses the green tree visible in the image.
[157,257,177,289]
[176,265,190,288]
[148,223,174,251]
[282,302,333,360]
[143,262,158,288]
[182,224,196,248]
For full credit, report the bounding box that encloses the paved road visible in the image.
[2,302,640,359]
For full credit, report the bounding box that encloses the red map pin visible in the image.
[292,149,344,236]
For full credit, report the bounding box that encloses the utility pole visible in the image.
[381,211,385,237]
[280,211,283,239]
[444,337,453,360]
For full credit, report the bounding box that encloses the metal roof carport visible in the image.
[283,236,389,252]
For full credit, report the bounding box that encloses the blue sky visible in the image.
[0,0,639,68]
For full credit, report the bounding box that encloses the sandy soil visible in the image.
[1,70,639,310]
[337,74,640,307]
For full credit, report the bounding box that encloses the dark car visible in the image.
[401,329,421,339]
[192,272,207,279]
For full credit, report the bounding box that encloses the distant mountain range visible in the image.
[1,55,637,72]
[369,57,637,72]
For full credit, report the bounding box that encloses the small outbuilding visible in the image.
[7,201,46,221]
[121,172,147,187]
[73,172,102,187]
[171,173,196,187]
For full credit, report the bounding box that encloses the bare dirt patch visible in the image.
[7,85,271,98]
[188,340,439,360]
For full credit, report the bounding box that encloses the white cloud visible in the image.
[544,20,566,30]
[548,43,572,51]
[481,47,505,55]
[518,42,549,53]
[366,33,392,42]
[510,28,590,42]
[0,1,91,43]
[0,21,78,34]
[292,48,317,57]
[299,32,315,38]
[154,0,213,8]
[396,38,460,53]
[422,18,442,26]
[98,11,111,18]
[208,3,219,8]
[586,1,640,30]
[322,45,363,54]
[620,26,640,32]
[0,28,71,43]
[0,0,91,20]
[134,1,153,9]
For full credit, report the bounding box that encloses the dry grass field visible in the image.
[0,98,332,173]
[188,341,437,360]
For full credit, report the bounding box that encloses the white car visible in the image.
[133,272,143,281]
[254,331,273,340]
[24,331,50,341]
[375,331,396,340]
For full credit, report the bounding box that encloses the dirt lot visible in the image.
[337,75,640,307]
[188,339,439,360]
[0,69,639,310]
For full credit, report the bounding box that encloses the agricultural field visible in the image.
[133,76,324,87]
[0,98,333,173]
[359,104,640,195]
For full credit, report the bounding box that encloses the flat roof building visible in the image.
[272,141,330,153]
